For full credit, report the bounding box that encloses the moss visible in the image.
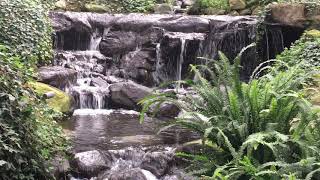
[29,82,71,113]
[305,29,320,38]
[84,3,110,13]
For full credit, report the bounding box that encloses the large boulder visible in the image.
[268,3,306,28]
[229,0,246,10]
[38,66,77,90]
[72,150,112,177]
[109,81,152,109]
[100,31,138,56]
[29,82,72,113]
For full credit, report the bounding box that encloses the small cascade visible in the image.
[176,38,186,81]
[89,29,102,50]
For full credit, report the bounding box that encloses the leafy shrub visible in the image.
[277,30,320,69]
[188,0,230,15]
[0,0,54,64]
[62,0,156,13]
[140,45,320,179]
[0,45,68,180]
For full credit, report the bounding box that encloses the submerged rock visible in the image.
[109,81,152,109]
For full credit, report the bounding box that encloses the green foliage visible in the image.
[0,46,68,179]
[62,0,156,13]
[140,44,320,179]
[0,0,54,65]
[277,30,320,69]
[188,0,230,15]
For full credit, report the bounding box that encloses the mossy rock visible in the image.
[305,29,320,38]
[29,82,71,113]
[84,3,110,13]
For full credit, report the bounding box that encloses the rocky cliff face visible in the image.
[50,12,260,86]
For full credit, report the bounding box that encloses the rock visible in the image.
[91,77,109,87]
[154,4,174,14]
[99,168,148,180]
[141,152,173,177]
[100,31,138,56]
[120,49,156,86]
[239,8,251,15]
[84,3,110,13]
[229,10,240,16]
[55,0,67,10]
[109,81,152,109]
[149,103,180,118]
[38,66,77,90]
[181,0,195,8]
[29,82,72,113]
[204,8,226,15]
[73,150,111,177]
[251,6,262,15]
[229,0,246,10]
[268,3,306,28]
[49,155,70,179]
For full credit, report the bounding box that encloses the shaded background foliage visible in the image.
[0,0,55,65]
[0,0,68,179]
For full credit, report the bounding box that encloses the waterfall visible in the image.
[89,29,102,50]
[177,38,186,81]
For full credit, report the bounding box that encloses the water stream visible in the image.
[48,12,298,179]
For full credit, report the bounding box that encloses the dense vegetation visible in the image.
[140,32,320,179]
[0,0,68,179]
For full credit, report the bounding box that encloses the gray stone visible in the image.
[109,81,152,109]
[154,4,174,14]
[100,31,138,56]
[38,66,77,90]
[49,155,70,179]
[99,168,147,180]
[229,0,246,10]
[141,152,173,177]
[73,150,112,177]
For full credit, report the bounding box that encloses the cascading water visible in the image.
[177,38,186,82]
[48,12,302,180]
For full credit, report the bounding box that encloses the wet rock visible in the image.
[154,4,174,14]
[149,103,180,118]
[72,150,112,177]
[229,0,246,10]
[99,168,147,180]
[181,0,195,8]
[239,8,252,15]
[109,81,152,109]
[120,49,156,86]
[49,12,92,32]
[49,155,70,179]
[90,77,109,87]
[268,3,306,28]
[100,31,138,56]
[141,152,173,177]
[38,66,77,90]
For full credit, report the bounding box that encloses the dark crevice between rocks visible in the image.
[54,28,91,51]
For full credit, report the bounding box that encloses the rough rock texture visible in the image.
[141,152,173,177]
[268,3,306,28]
[38,66,77,90]
[50,12,261,85]
[154,4,174,14]
[229,0,246,10]
[109,81,152,109]
[50,155,70,179]
[72,150,112,177]
[100,168,147,180]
